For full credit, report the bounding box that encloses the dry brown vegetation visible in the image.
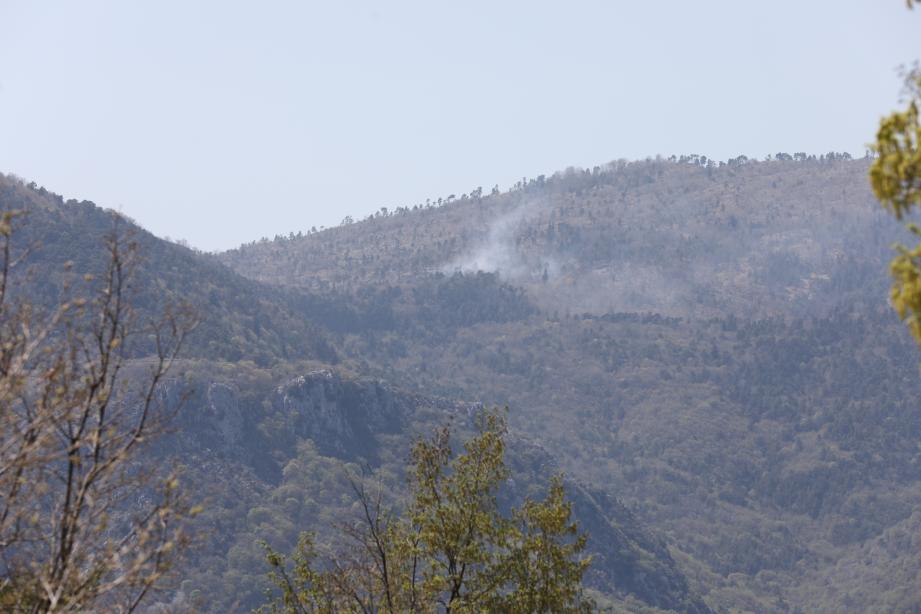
[0,210,197,612]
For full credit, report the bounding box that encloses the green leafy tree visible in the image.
[259,410,592,613]
[870,4,921,342]
[493,476,591,614]
[408,412,511,611]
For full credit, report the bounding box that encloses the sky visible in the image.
[0,1,918,252]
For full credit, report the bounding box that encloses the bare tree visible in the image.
[0,211,198,613]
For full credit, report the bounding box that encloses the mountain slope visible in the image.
[162,368,709,612]
[0,174,338,365]
[216,155,921,612]
[0,173,706,611]
[220,155,893,319]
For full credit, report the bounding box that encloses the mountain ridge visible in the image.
[5,154,921,612]
[0,171,710,611]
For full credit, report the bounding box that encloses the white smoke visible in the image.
[442,201,560,282]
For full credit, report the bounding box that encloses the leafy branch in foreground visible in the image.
[871,61,921,342]
[0,211,198,613]
[260,409,593,613]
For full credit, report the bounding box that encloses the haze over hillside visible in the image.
[4,2,921,612]
[215,154,921,612]
[222,154,893,318]
[5,152,921,612]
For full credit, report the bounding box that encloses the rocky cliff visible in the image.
[156,367,710,612]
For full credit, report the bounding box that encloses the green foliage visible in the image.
[496,476,592,613]
[260,533,337,614]
[871,79,921,220]
[871,71,921,342]
[259,409,593,613]
[408,411,512,610]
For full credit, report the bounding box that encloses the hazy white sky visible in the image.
[0,1,918,251]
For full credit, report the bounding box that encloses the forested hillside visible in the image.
[221,154,892,319]
[4,153,919,612]
[0,172,708,612]
[0,177,338,366]
[218,155,921,612]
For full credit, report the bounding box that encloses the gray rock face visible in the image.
[208,382,245,450]
[161,368,709,612]
[171,380,247,456]
[271,370,402,456]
